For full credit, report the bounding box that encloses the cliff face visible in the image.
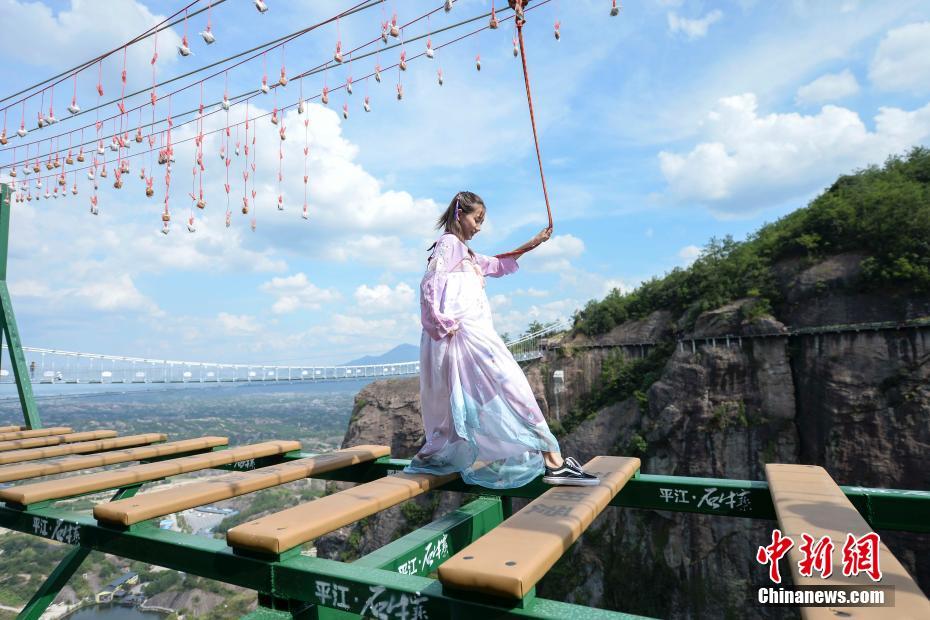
[328,255,930,618]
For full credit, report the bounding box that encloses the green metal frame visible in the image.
[0,183,41,430]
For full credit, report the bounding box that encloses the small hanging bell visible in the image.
[321,87,329,105]
[297,99,305,114]
[200,29,215,44]
[490,8,499,29]
[187,215,196,233]
[68,101,81,114]
[444,0,453,12]
[279,126,286,141]
[225,210,231,227]
[302,204,309,220]
[255,0,268,13]
[0,130,8,145]
[399,51,407,71]
[396,83,403,100]
[476,54,481,71]
[611,0,620,16]
[32,162,40,173]
[87,169,95,180]
[242,197,249,214]
[178,36,192,57]
[334,41,343,64]
[72,184,78,195]
[97,143,105,155]
[135,129,143,143]
[375,65,382,82]
[77,150,85,163]
[17,126,27,138]
[271,108,279,125]
[277,195,284,210]
[426,40,434,58]
[513,37,519,57]
[279,67,288,87]
[381,22,388,44]
[99,166,107,178]
[346,77,353,94]
[438,68,444,86]
[161,223,170,235]
[261,76,270,94]
[197,198,206,209]
[363,96,371,112]
[390,15,399,37]
[554,21,561,40]
[66,153,74,165]
[342,104,349,120]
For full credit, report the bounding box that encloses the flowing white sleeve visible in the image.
[420,236,465,340]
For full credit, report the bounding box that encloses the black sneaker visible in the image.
[543,456,600,486]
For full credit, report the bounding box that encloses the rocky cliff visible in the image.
[321,255,930,619]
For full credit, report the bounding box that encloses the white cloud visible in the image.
[667,10,723,40]
[217,312,259,334]
[521,234,585,272]
[325,234,422,272]
[795,69,860,106]
[869,22,930,93]
[353,282,415,314]
[259,273,340,314]
[658,93,930,214]
[678,245,702,266]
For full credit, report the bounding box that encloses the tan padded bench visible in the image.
[95,444,391,526]
[766,464,930,620]
[0,436,227,483]
[0,433,167,466]
[0,425,25,433]
[0,430,118,453]
[0,426,72,442]
[439,455,640,600]
[227,471,457,555]
[0,439,300,506]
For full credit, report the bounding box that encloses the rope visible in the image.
[515,0,553,231]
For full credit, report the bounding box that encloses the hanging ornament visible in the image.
[255,0,268,13]
[277,194,284,211]
[554,20,561,40]
[399,50,407,71]
[490,6,499,29]
[426,39,434,58]
[334,41,343,64]
[302,204,309,220]
[271,108,279,125]
[66,151,74,165]
[390,13,399,37]
[611,0,620,16]
[225,210,232,228]
[381,21,389,44]
[321,86,329,105]
[279,66,288,87]
[363,96,371,112]
[178,35,192,57]
[279,125,286,140]
[113,170,123,189]
[476,54,481,71]
[146,176,154,197]
[90,195,99,215]
[221,94,231,111]
[200,28,215,44]
[261,75,270,94]
[297,99,305,114]
[17,126,26,138]
[375,64,382,83]
[77,147,85,163]
[346,76,353,95]
[68,99,80,114]
[139,166,146,180]
[444,0,453,12]
[513,36,519,57]
[396,83,403,100]
[438,68,444,86]
[72,183,78,195]
[342,103,349,120]
[187,214,197,233]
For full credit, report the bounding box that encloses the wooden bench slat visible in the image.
[438,455,640,600]
[227,471,457,555]
[95,444,391,526]
[0,436,227,483]
[766,464,930,619]
[0,440,300,505]
[0,425,25,433]
[0,433,167,466]
[0,427,72,442]
[0,430,118,453]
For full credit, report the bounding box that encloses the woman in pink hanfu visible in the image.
[404,191,598,489]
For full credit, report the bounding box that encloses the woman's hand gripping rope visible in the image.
[495,225,552,260]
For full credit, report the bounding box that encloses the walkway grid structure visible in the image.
[2,184,930,619]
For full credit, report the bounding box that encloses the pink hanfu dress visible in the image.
[403,233,560,489]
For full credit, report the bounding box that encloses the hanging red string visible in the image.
[201,1,216,44]
[242,100,250,215]
[497,0,553,258]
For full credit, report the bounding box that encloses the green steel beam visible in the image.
[16,485,143,620]
[0,184,40,430]
[0,504,650,619]
[354,496,503,576]
[294,455,930,533]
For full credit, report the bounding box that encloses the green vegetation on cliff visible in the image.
[575,147,930,336]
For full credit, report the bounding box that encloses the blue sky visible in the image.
[1,0,929,366]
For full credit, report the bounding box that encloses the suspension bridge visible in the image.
[0,320,572,386]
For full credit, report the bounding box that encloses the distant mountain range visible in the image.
[342,344,419,366]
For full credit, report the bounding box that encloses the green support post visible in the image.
[16,485,142,620]
[0,183,41,429]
